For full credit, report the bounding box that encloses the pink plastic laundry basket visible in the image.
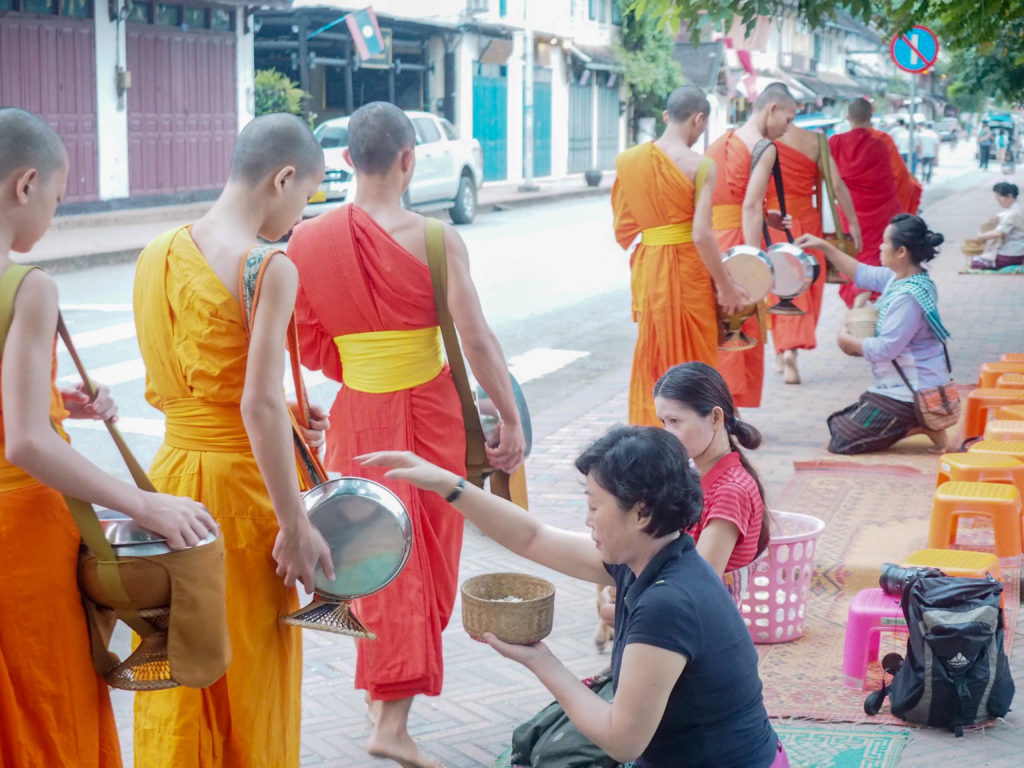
[735,510,826,644]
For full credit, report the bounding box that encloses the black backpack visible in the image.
[865,574,1015,736]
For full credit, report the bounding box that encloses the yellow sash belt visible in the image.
[335,327,443,394]
[641,222,694,246]
[712,204,743,231]
[163,400,251,453]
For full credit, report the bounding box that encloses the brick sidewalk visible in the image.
[110,168,1023,766]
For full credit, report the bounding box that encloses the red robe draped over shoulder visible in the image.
[288,204,466,701]
[613,142,718,426]
[829,128,902,307]
[707,131,764,408]
[872,128,922,215]
[765,141,826,352]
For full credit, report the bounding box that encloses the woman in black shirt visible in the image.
[361,426,787,768]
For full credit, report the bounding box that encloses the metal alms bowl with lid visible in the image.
[474,373,533,457]
[283,476,413,638]
[765,242,820,315]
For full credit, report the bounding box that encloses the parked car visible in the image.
[304,110,484,224]
[936,118,959,143]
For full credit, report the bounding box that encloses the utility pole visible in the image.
[520,0,538,192]
[908,74,917,175]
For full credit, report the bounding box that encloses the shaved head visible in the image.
[753,82,796,112]
[848,98,873,124]
[229,113,324,184]
[0,108,67,182]
[665,85,710,123]
[347,102,415,175]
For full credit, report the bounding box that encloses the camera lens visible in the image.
[879,562,943,598]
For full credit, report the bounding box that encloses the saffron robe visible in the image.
[612,142,718,426]
[706,130,765,408]
[872,128,922,215]
[132,227,301,768]
[829,128,902,307]
[0,345,122,768]
[764,141,826,352]
[288,204,467,701]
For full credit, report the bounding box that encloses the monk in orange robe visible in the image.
[765,124,861,384]
[872,126,922,214]
[829,99,902,307]
[706,83,798,408]
[287,102,525,768]
[0,109,213,768]
[613,85,747,426]
[133,115,332,768]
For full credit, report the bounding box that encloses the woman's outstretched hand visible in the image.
[482,632,555,671]
[793,233,828,252]
[358,451,459,497]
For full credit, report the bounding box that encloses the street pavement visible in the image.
[26,141,1024,766]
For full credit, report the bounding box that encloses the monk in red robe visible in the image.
[765,124,861,383]
[288,102,525,768]
[613,85,747,426]
[706,82,797,407]
[872,126,922,215]
[829,98,902,307]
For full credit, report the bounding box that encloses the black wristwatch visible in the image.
[444,477,466,503]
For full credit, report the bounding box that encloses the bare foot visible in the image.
[367,730,444,768]
[907,427,949,454]
[773,352,785,374]
[782,350,801,385]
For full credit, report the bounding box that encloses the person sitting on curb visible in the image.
[971,182,1024,271]
[360,427,790,768]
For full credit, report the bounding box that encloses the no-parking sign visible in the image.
[890,26,939,74]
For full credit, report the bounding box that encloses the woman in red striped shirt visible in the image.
[653,362,769,576]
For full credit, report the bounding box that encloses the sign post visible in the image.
[891,26,940,173]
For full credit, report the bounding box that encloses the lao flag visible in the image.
[345,6,384,61]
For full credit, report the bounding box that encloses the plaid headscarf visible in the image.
[875,271,950,342]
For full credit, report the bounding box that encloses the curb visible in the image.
[30,185,613,273]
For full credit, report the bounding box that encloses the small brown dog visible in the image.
[594,585,616,652]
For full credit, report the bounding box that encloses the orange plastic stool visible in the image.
[985,420,1024,442]
[1001,353,1024,364]
[964,389,1024,439]
[997,373,1024,391]
[900,549,1002,580]
[996,405,1024,421]
[936,452,1024,496]
[928,481,1022,559]
[969,440,1024,463]
[979,361,1024,388]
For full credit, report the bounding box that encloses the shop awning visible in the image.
[570,44,622,72]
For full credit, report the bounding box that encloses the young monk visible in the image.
[766,123,861,384]
[0,108,216,767]
[131,113,334,768]
[287,101,526,768]
[612,85,749,427]
[705,82,797,408]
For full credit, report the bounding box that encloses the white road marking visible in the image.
[65,416,166,438]
[64,322,138,349]
[59,358,146,386]
[61,303,134,312]
[507,348,589,384]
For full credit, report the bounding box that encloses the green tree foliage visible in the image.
[614,0,682,124]
[946,26,1024,106]
[254,69,311,117]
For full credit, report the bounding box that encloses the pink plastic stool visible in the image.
[842,588,909,689]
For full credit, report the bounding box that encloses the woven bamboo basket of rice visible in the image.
[844,307,878,339]
[461,572,555,645]
[960,238,985,256]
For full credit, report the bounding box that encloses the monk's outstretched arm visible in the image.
[693,163,748,313]
[443,224,526,472]
[742,146,776,247]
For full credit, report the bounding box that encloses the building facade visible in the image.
[1,0,256,208]
[255,0,626,182]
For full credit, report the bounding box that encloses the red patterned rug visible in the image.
[756,463,1020,724]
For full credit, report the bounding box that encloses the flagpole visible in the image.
[520,0,538,192]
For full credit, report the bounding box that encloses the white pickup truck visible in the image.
[305,110,485,224]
